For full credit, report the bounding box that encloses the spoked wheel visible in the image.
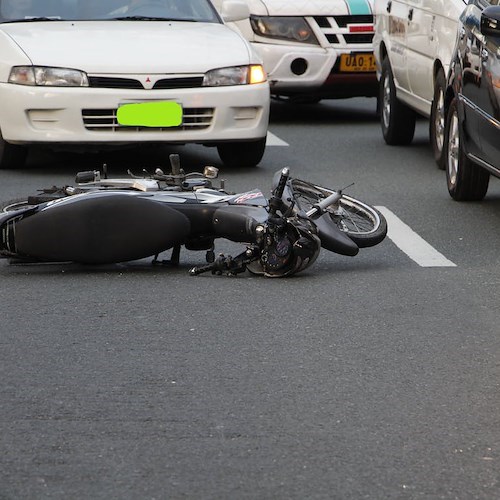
[0,198,34,212]
[291,180,387,247]
[0,193,63,212]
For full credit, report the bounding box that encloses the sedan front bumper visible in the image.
[0,82,270,146]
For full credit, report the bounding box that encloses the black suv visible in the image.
[444,0,500,201]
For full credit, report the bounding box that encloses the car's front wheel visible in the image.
[0,131,28,169]
[380,57,416,145]
[444,98,489,201]
[430,68,447,170]
[217,137,266,168]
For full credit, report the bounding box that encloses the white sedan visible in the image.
[0,0,270,168]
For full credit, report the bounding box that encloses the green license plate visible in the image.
[117,101,182,127]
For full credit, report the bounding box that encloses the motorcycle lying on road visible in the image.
[0,155,387,277]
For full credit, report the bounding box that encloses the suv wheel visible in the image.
[0,131,28,169]
[217,137,266,168]
[380,58,416,145]
[430,68,447,170]
[445,98,489,201]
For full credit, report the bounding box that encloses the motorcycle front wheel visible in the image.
[291,180,387,248]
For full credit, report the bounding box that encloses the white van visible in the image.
[215,0,379,103]
[373,0,467,167]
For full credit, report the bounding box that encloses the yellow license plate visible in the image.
[339,53,376,72]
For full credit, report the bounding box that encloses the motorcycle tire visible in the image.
[291,180,387,248]
[0,194,64,213]
[0,198,35,212]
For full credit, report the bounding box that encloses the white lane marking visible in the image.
[267,131,289,146]
[376,206,457,267]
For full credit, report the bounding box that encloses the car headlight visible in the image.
[8,66,89,86]
[250,16,319,44]
[203,65,266,86]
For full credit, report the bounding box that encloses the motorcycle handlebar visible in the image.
[268,167,290,217]
[305,191,342,219]
[274,167,289,199]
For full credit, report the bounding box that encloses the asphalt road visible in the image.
[1,98,500,499]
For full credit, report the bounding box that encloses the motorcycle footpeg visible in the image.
[189,253,247,276]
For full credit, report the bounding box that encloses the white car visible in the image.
[213,0,378,103]
[0,0,270,169]
[373,0,467,167]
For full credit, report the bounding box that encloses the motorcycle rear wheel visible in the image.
[0,194,62,212]
[0,198,35,212]
[291,180,387,248]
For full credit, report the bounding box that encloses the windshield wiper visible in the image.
[3,16,63,23]
[111,16,197,21]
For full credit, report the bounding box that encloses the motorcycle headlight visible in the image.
[8,66,89,86]
[250,16,319,44]
[203,65,266,86]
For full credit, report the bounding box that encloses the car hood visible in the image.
[257,0,373,16]
[1,21,253,73]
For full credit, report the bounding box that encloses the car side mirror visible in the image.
[481,6,500,38]
[220,0,250,22]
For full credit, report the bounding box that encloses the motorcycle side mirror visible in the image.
[203,166,219,179]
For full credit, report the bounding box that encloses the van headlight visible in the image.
[8,66,89,86]
[203,65,266,86]
[250,16,319,44]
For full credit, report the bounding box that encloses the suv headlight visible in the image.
[203,65,266,86]
[8,66,89,86]
[250,16,319,44]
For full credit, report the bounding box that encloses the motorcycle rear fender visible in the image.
[314,213,359,256]
[14,193,191,264]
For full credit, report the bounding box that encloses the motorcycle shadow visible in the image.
[0,252,390,279]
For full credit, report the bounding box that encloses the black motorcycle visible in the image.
[0,154,387,277]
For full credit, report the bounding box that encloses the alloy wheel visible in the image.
[447,110,460,188]
[434,88,445,153]
[382,75,391,130]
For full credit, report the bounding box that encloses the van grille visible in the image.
[312,15,374,47]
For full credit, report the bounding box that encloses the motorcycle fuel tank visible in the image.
[13,193,191,264]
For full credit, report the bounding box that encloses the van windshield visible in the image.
[0,0,221,23]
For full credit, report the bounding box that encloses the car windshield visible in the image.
[0,0,221,23]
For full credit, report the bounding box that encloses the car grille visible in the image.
[82,108,214,131]
[312,15,374,47]
[88,76,204,89]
